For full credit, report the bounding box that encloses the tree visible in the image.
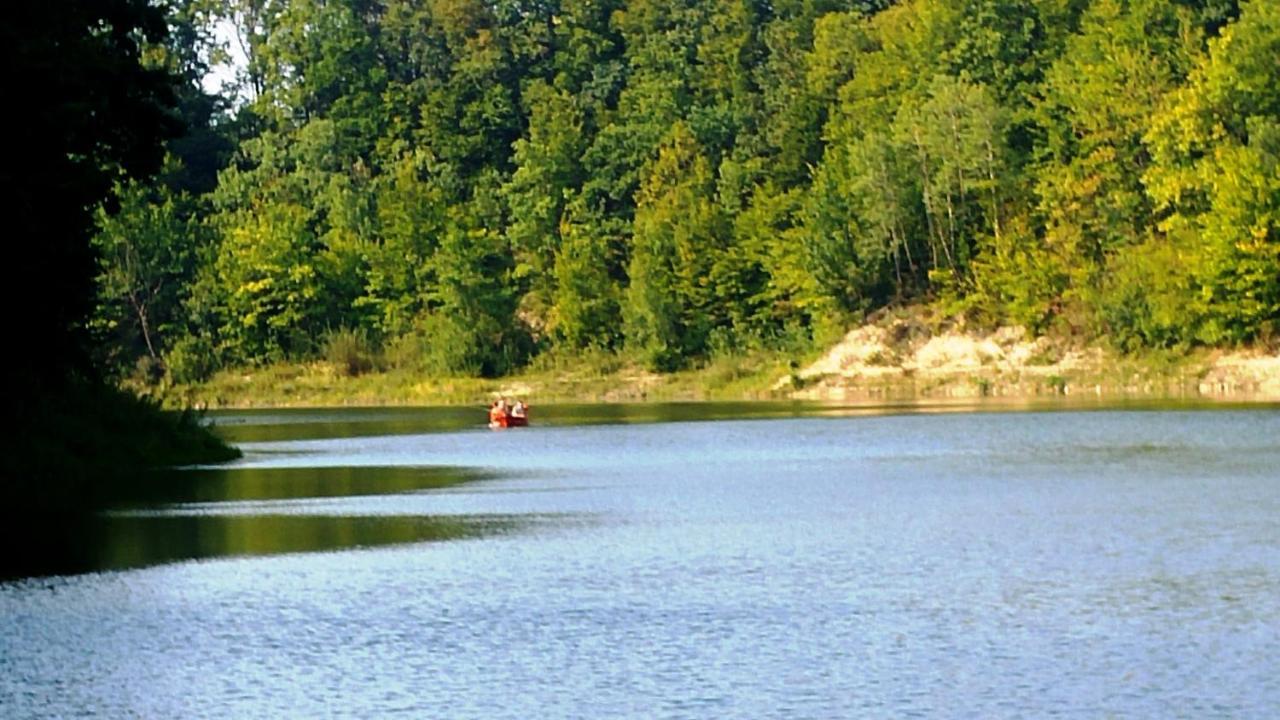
[5,2,179,388]
[420,178,526,376]
[895,75,1007,276]
[624,124,728,369]
[1193,118,1280,342]
[213,201,324,361]
[93,181,209,372]
[362,153,448,338]
[550,196,623,350]
[959,0,1194,336]
[1145,0,1280,343]
[1,2,241,508]
[503,81,587,330]
[805,127,922,314]
[1034,0,1188,271]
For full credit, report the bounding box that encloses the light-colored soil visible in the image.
[1195,352,1280,397]
[780,318,1280,402]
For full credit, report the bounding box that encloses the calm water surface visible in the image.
[2,402,1279,717]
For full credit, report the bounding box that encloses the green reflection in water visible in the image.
[210,398,1280,444]
[128,465,495,506]
[91,513,530,573]
[1,465,528,579]
[209,402,850,443]
[210,406,487,443]
[210,402,841,443]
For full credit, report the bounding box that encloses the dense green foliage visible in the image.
[96,0,1279,380]
[3,1,238,512]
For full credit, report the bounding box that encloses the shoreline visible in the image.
[160,347,1280,412]
[190,388,1280,412]
[151,311,1280,411]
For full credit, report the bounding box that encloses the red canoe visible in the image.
[488,411,529,429]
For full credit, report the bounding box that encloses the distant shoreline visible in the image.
[160,320,1280,410]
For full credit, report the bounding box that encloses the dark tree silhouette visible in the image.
[3,2,179,395]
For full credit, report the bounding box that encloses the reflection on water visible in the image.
[208,397,1279,443]
[210,405,489,443]
[90,512,530,572]
[207,401,843,443]
[1,465,524,578]
[129,464,495,504]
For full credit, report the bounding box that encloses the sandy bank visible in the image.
[780,320,1280,402]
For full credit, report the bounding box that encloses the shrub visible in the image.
[165,334,219,384]
[322,327,376,377]
[383,333,425,371]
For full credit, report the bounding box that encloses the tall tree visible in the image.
[93,181,211,371]
[5,2,179,389]
[1145,0,1280,343]
[503,81,587,332]
[625,123,728,370]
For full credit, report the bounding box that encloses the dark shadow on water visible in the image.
[0,465,545,581]
[124,465,498,506]
[0,512,538,579]
[210,406,489,443]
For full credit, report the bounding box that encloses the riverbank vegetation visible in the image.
[3,2,238,511]
[164,309,1280,408]
[7,382,239,511]
[89,0,1279,401]
[162,345,793,407]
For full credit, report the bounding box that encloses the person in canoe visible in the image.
[489,398,530,428]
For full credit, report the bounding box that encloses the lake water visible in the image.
[2,402,1279,717]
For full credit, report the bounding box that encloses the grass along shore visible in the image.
[158,318,1280,410]
[162,347,798,409]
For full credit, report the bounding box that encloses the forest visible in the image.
[93,0,1279,384]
